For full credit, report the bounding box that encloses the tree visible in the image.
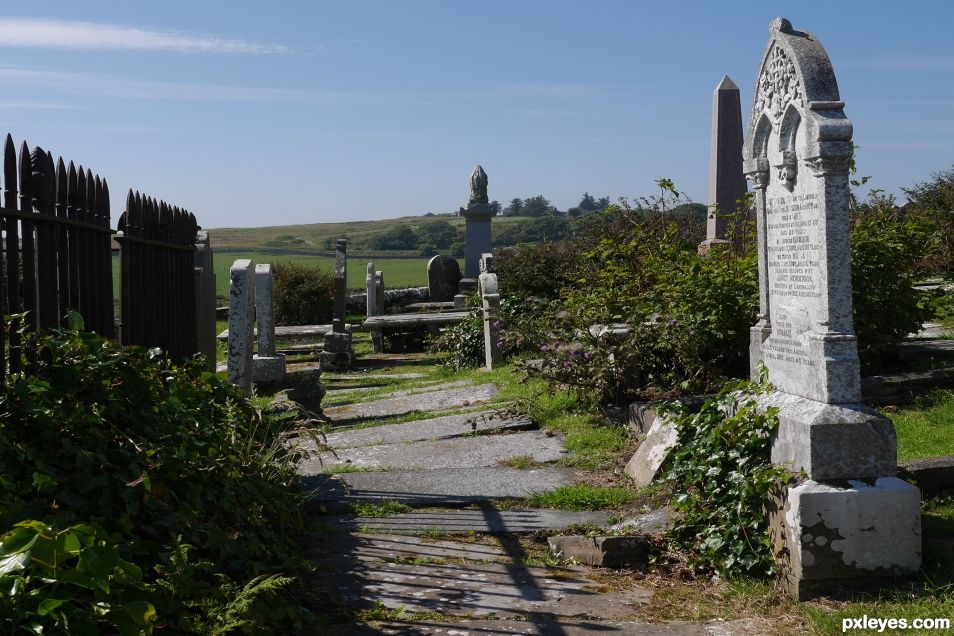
[370,225,419,250]
[416,220,458,249]
[597,196,611,210]
[579,192,598,211]
[505,198,524,216]
[523,195,556,217]
[490,200,502,216]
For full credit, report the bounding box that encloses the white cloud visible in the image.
[0,18,293,54]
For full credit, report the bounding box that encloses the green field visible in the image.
[211,251,441,299]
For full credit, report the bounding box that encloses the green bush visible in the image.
[850,195,935,368]
[272,260,334,326]
[0,326,310,633]
[494,242,583,300]
[902,166,954,276]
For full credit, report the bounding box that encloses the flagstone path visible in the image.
[300,358,768,635]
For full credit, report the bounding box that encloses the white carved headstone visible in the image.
[253,263,285,383]
[479,271,501,370]
[227,259,255,392]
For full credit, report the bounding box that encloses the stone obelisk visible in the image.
[699,75,747,253]
[456,165,493,294]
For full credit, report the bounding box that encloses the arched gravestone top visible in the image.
[743,17,859,404]
[427,254,462,302]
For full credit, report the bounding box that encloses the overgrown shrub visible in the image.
[850,194,935,368]
[0,325,310,633]
[663,381,788,579]
[903,166,954,276]
[494,242,583,300]
[272,260,334,326]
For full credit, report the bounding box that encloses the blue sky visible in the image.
[1,2,953,229]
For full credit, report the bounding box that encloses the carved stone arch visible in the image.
[751,113,773,159]
[778,102,802,154]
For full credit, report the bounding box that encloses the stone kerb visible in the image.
[227,259,255,392]
[252,263,286,384]
[742,17,919,599]
[478,268,501,370]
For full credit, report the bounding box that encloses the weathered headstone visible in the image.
[227,259,255,392]
[320,239,354,370]
[699,75,747,253]
[252,263,286,383]
[366,262,377,317]
[372,270,385,353]
[194,230,217,371]
[478,253,502,370]
[427,254,462,302]
[743,17,920,599]
[457,165,494,293]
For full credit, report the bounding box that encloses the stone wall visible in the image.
[347,286,430,314]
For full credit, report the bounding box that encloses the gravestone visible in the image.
[478,254,502,370]
[743,18,919,599]
[320,239,354,370]
[427,254,462,302]
[226,259,255,392]
[252,263,286,383]
[194,230,217,371]
[457,165,494,293]
[366,262,377,317]
[372,270,385,353]
[699,75,747,253]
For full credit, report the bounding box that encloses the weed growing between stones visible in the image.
[662,380,788,579]
[0,326,312,633]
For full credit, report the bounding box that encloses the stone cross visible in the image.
[194,230,217,371]
[699,75,747,252]
[252,263,286,384]
[227,259,255,392]
[332,238,348,333]
[478,257,502,370]
[427,254,462,302]
[743,17,919,599]
[458,165,494,293]
[366,262,377,317]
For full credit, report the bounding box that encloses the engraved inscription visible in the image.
[765,192,820,300]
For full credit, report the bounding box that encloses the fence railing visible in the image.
[117,191,199,362]
[0,132,210,380]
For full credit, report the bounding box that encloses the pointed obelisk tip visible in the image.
[770,17,793,34]
[715,75,738,92]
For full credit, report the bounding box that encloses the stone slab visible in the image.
[624,416,678,487]
[217,324,333,341]
[319,411,534,449]
[861,367,954,405]
[305,430,565,472]
[362,311,471,330]
[331,619,766,636]
[306,467,579,506]
[327,509,611,534]
[608,507,674,534]
[548,535,651,570]
[899,455,954,494]
[323,384,500,424]
[627,396,710,435]
[315,559,652,619]
[898,339,954,358]
[404,302,456,312]
[319,533,507,564]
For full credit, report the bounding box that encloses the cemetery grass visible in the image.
[885,389,954,461]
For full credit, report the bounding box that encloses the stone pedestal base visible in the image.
[371,329,384,354]
[453,294,466,310]
[320,332,354,371]
[457,278,477,293]
[253,353,286,384]
[769,478,921,600]
[756,391,896,480]
[697,237,730,254]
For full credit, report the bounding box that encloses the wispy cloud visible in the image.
[0,100,89,110]
[0,18,295,54]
